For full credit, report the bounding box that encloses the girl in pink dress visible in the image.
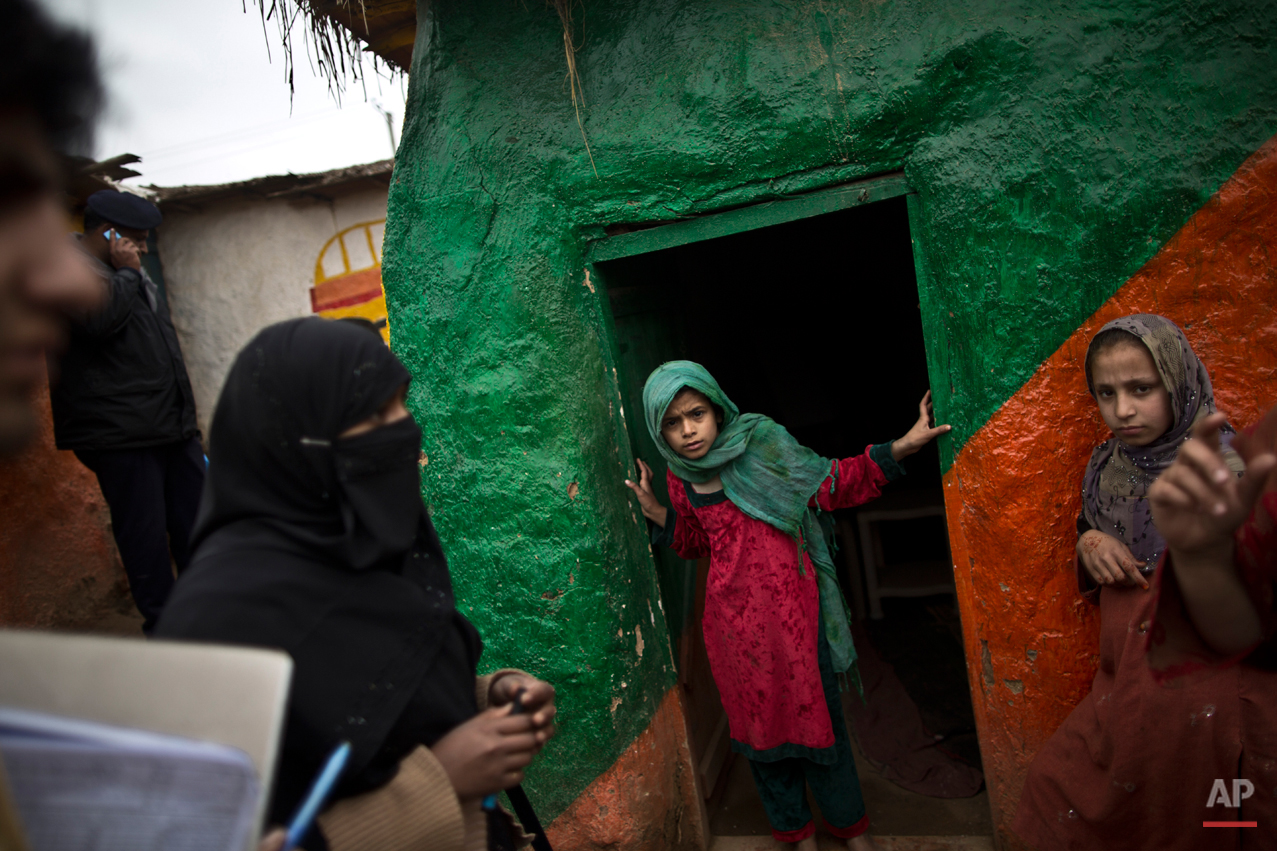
[624,361,947,850]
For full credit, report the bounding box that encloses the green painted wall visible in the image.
[384,0,1277,821]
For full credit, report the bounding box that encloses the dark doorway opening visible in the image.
[596,193,989,837]
[603,196,939,473]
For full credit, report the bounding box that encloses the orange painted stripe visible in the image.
[315,291,381,311]
[946,134,1277,838]
[546,686,704,849]
[311,266,384,313]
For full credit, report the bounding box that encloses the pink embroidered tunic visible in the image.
[658,447,891,756]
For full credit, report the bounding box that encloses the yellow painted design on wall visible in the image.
[311,220,391,344]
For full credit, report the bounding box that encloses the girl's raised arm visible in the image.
[816,390,951,512]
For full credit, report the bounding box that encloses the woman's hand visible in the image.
[1077,530,1148,589]
[624,458,669,528]
[431,707,544,799]
[1149,413,1276,556]
[890,391,952,461]
[489,673,557,745]
[258,828,287,851]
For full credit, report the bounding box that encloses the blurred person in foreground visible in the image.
[1148,405,1277,667]
[53,186,203,634]
[2,9,309,851]
[0,0,104,456]
[1146,404,1277,845]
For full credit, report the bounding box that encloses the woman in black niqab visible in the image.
[156,318,551,851]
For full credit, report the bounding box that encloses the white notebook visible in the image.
[0,707,259,851]
[0,631,292,851]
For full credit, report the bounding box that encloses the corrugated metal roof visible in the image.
[152,158,393,209]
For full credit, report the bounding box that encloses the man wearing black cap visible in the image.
[51,188,203,633]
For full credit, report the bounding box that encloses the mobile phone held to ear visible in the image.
[104,228,119,241]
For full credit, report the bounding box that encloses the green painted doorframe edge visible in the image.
[586,172,912,263]
[905,190,956,473]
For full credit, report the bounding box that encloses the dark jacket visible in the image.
[50,256,198,451]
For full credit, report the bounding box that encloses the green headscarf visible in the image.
[642,361,859,677]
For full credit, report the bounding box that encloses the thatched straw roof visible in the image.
[253,1,414,99]
[308,0,416,71]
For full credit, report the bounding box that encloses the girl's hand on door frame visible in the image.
[625,458,669,528]
[891,390,952,460]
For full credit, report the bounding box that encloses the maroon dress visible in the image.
[662,449,888,756]
[1016,409,1277,851]
[1013,575,1244,850]
[1144,488,1277,850]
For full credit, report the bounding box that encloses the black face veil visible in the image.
[157,318,482,831]
[188,315,417,564]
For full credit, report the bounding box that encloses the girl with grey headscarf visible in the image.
[1015,314,1249,851]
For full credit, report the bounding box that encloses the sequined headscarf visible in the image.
[1081,314,1240,566]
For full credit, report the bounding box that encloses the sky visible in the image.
[43,0,408,188]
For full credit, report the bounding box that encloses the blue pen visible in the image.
[284,741,351,851]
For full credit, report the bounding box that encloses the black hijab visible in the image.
[156,318,482,834]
